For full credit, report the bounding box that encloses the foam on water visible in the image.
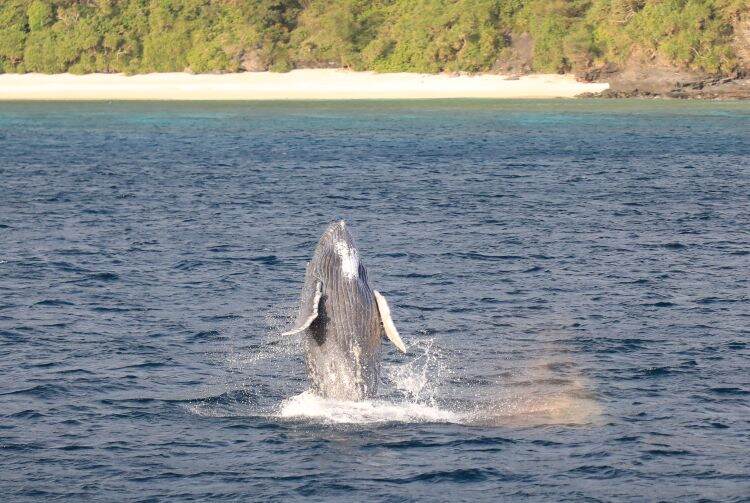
[275,383,600,426]
[278,390,462,424]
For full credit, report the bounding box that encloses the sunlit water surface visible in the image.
[1,100,748,501]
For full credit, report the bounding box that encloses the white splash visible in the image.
[386,337,446,403]
[277,337,458,424]
[205,317,602,427]
[278,390,462,424]
[334,240,359,280]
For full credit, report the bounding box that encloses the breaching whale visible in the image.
[283,221,407,400]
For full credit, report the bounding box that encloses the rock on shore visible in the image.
[576,49,750,100]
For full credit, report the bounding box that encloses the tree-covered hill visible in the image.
[0,0,747,77]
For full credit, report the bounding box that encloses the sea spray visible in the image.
[278,336,462,424]
[195,309,600,426]
[384,337,453,406]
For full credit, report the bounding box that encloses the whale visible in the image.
[283,221,407,400]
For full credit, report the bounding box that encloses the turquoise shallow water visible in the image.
[0,100,749,501]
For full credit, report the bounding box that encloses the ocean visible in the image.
[1,100,748,501]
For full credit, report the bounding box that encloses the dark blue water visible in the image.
[1,100,749,501]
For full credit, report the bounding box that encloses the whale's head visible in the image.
[313,220,364,282]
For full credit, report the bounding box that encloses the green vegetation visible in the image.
[0,0,746,75]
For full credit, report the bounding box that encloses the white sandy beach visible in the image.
[0,69,608,100]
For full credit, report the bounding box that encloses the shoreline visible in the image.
[0,69,608,101]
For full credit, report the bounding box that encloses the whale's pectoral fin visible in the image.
[282,280,323,336]
[373,290,407,353]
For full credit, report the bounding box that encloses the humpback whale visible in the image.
[283,221,407,400]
